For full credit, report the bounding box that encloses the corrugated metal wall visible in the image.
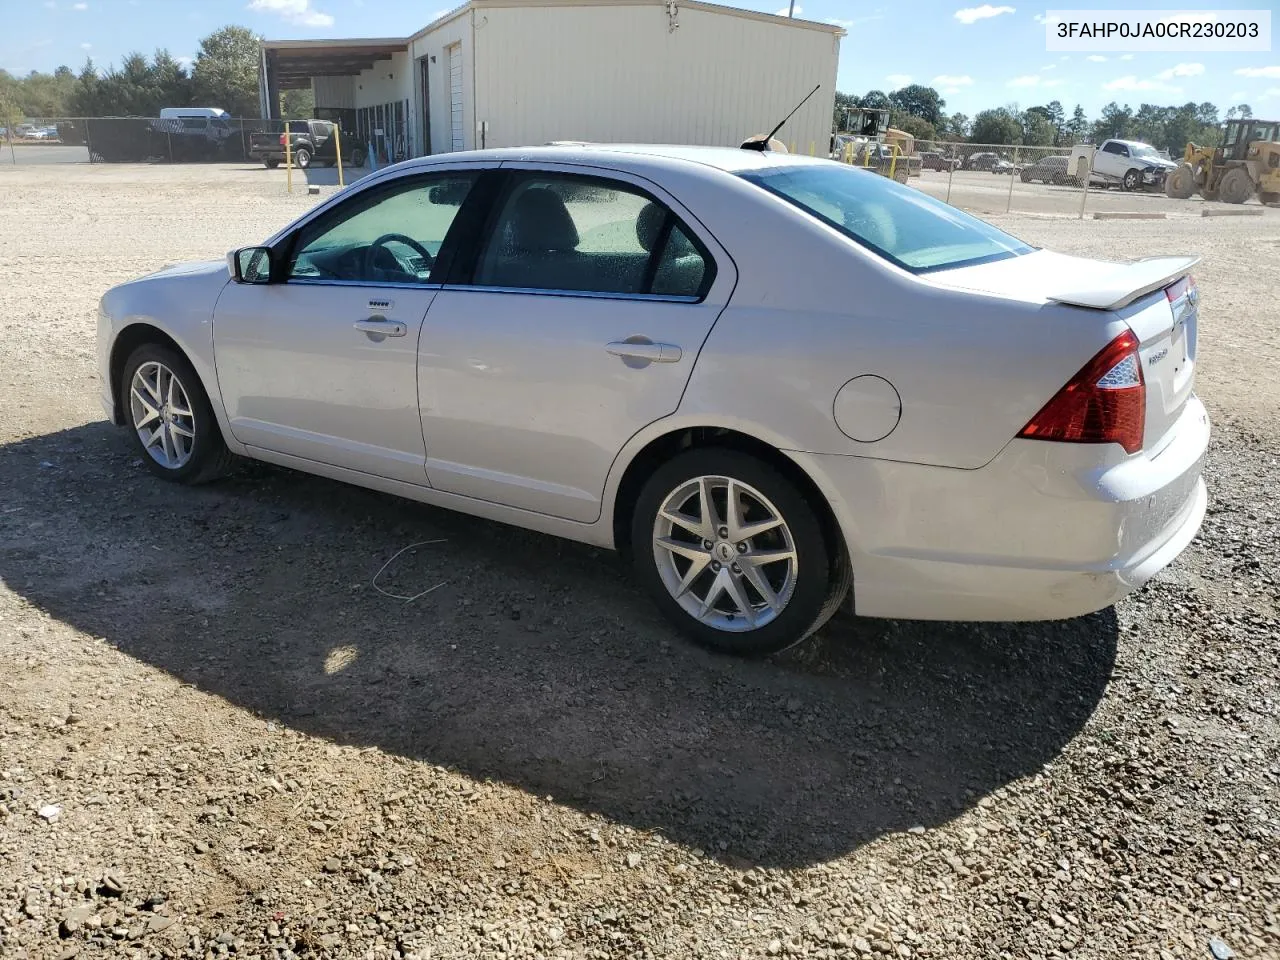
[410,12,473,154]
[472,3,838,152]
[312,75,356,110]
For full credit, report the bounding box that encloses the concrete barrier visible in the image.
[1201,207,1264,217]
[1092,212,1167,220]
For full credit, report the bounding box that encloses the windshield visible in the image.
[1131,143,1163,159]
[741,164,1034,273]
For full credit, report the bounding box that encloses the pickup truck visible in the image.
[1068,139,1178,191]
[249,119,366,169]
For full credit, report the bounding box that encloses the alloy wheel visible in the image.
[651,475,798,632]
[130,360,195,470]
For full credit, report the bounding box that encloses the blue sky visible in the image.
[3,0,1277,117]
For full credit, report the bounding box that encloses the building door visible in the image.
[448,43,464,152]
[418,56,431,155]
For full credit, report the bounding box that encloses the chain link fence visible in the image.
[1,117,371,166]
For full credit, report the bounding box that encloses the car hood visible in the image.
[140,259,228,281]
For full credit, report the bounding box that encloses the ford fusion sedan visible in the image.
[97,144,1209,656]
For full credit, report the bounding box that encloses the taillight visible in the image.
[1017,329,1146,454]
[1165,274,1196,304]
[279,133,287,145]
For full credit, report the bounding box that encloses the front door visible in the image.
[418,165,736,522]
[213,169,481,484]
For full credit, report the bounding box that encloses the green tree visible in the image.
[281,87,315,120]
[1022,105,1057,146]
[891,113,936,141]
[939,112,970,140]
[833,90,860,130]
[192,25,261,116]
[860,89,892,111]
[888,84,946,125]
[1226,103,1253,120]
[1063,104,1088,144]
[1091,101,1134,142]
[970,107,1022,145]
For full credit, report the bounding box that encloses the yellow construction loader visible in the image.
[1166,118,1280,204]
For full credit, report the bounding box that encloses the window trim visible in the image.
[274,168,487,287]
[448,169,718,303]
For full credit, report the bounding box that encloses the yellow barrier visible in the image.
[334,126,345,188]
[284,120,292,194]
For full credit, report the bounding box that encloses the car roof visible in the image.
[390,143,833,177]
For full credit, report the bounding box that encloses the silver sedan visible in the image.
[97,144,1209,656]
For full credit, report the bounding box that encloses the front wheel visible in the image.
[122,344,234,485]
[1122,168,1142,191]
[631,449,848,657]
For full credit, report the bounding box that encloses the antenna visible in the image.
[741,83,821,151]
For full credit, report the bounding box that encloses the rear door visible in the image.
[416,164,737,522]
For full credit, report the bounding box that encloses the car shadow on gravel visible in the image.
[0,423,1119,869]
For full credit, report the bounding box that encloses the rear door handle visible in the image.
[354,318,407,338]
[605,340,682,363]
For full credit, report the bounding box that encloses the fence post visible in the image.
[1077,146,1092,220]
[1006,145,1018,213]
[285,120,293,193]
[83,118,94,163]
[166,130,173,164]
[946,143,955,204]
[334,125,345,188]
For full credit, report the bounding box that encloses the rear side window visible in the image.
[472,174,712,298]
[741,164,1033,273]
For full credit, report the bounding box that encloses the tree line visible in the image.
[835,84,1254,154]
[0,25,311,123]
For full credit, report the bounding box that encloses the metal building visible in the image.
[259,0,843,162]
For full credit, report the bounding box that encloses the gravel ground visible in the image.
[1,163,1278,960]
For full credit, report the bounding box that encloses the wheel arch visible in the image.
[606,424,849,570]
[108,323,186,425]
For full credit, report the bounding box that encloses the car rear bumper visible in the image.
[788,396,1210,622]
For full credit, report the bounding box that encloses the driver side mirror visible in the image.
[229,246,273,284]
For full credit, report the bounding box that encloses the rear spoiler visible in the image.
[1046,255,1201,311]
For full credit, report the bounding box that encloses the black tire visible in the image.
[631,448,848,657]
[121,343,235,485]
[294,147,311,169]
[1218,167,1253,205]
[1122,168,1142,191]
[348,148,364,167]
[263,158,279,169]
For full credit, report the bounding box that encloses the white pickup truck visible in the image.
[1068,139,1179,191]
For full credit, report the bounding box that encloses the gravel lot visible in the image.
[1,163,1278,960]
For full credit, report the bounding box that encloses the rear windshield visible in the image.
[741,164,1034,273]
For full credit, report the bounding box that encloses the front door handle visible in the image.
[354,318,407,338]
[605,340,682,363]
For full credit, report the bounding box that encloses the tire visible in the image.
[348,148,364,167]
[1020,170,1032,183]
[1122,168,1142,191]
[631,448,847,657]
[1261,192,1280,206]
[1218,167,1253,205]
[263,158,279,169]
[1165,162,1195,199]
[294,147,311,169]
[121,343,234,485]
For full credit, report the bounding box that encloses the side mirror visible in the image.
[229,246,273,284]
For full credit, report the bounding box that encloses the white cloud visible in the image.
[176,55,193,67]
[1103,75,1181,94]
[774,4,801,14]
[1228,90,1246,101]
[1059,54,1069,60]
[1235,65,1280,79]
[1008,75,1041,88]
[43,0,55,8]
[825,14,882,27]
[247,0,334,28]
[954,4,1015,24]
[1041,63,1056,70]
[885,73,912,87]
[1261,87,1280,101]
[1119,53,1134,60]
[1156,62,1204,81]
[80,42,91,49]
[1087,55,1107,62]
[933,73,974,94]
[72,1,87,8]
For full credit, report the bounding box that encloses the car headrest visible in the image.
[510,187,579,253]
[636,201,697,259]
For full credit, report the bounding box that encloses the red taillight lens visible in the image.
[1017,329,1146,454]
[279,133,287,145]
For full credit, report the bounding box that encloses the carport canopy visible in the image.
[262,38,409,91]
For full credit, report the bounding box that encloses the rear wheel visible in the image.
[294,146,312,169]
[631,449,848,657]
[1218,167,1253,205]
[263,158,279,169]
[1165,162,1195,199]
[122,344,234,485]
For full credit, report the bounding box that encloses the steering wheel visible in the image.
[364,233,433,280]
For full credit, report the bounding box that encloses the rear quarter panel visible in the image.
[670,171,1126,469]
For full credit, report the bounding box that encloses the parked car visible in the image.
[249,119,365,169]
[989,157,1021,175]
[1020,155,1071,184]
[1069,139,1178,191]
[919,150,961,171]
[97,144,1208,657]
[965,151,1000,171]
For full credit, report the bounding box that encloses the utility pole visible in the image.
[787,0,795,14]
